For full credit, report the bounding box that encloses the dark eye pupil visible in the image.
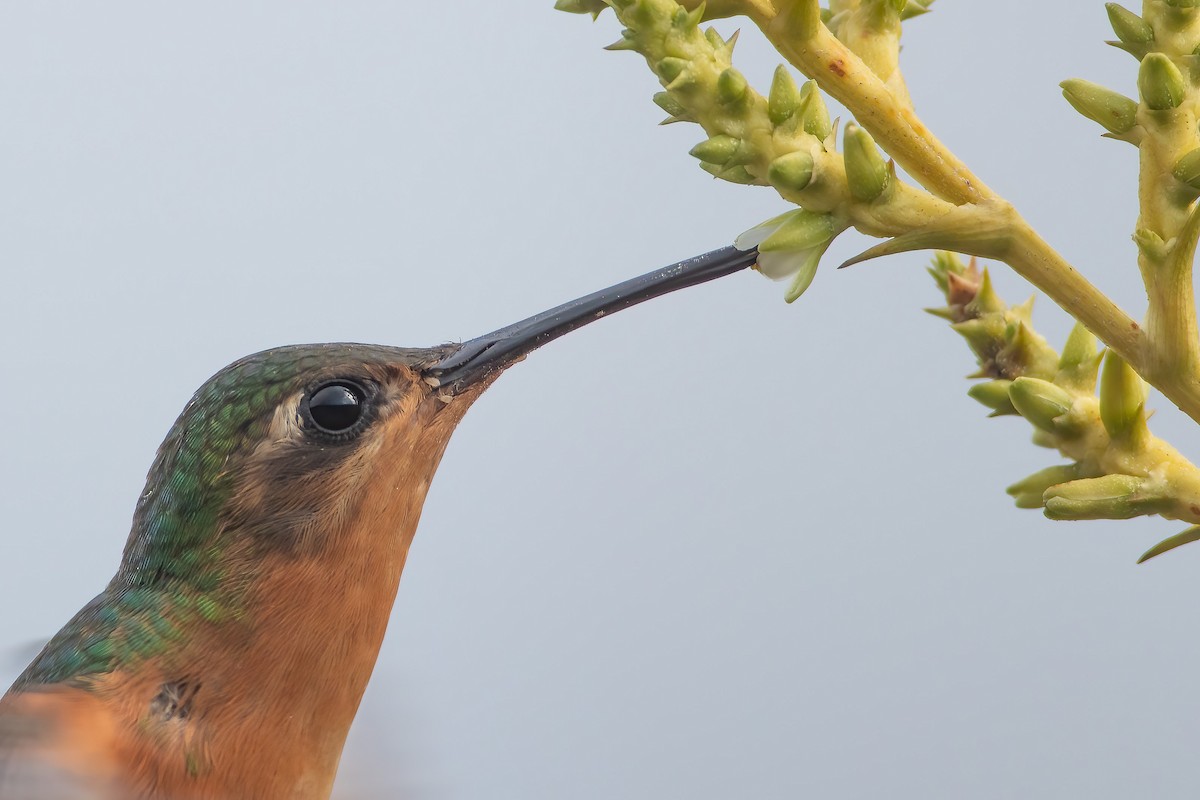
[308,383,363,432]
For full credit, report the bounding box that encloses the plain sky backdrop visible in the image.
[3,2,1200,798]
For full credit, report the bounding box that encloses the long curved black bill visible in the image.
[426,244,758,392]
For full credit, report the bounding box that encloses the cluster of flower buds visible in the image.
[929,253,1200,556]
[1046,3,1200,557]
[560,0,1200,559]
[564,0,809,192]
[926,253,1059,399]
[559,0,955,302]
[1060,4,1196,153]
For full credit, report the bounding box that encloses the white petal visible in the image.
[733,210,795,251]
[756,249,806,281]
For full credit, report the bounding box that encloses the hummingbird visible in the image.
[0,246,756,799]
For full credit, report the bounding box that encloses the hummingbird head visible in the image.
[10,343,492,686]
[17,245,756,693]
[121,342,477,591]
[6,246,756,797]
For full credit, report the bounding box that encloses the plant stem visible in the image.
[1128,3,1200,391]
[1004,220,1149,376]
[665,0,1200,418]
[749,0,988,205]
[718,0,1200,420]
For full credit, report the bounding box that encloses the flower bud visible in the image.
[657,57,690,83]
[950,316,1006,361]
[768,65,803,126]
[1173,148,1200,192]
[1006,464,1083,509]
[1059,323,1098,373]
[1057,322,1101,389]
[689,134,741,166]
[1008,377,1074,433]
[653,92,686,117]
[1106,4,1154,44]
[1060,79,1138,134]
[945,267,980,307]
[1133,227,1167,259]
[967,379,1016,414]
[758,209,836,255]
[716,28,739,55]
[717,67,749,105]
[1030,429,1058,450]
[654,94,692,124]
[843,123,890,202]
[1043,474,1165,520]
[996,321,1059,379]
[1098,350,1147,441]
[603,28,639,51]
[699,162,758,184]
[1138,53,1186,111]
[767,151,816,193]
[924,305,956,321]
[963,268,1003,316]
[797,81,832,140]
[900,0,932,20]
[671,4,704,29]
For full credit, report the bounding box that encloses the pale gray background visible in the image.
[2,3,1198,798]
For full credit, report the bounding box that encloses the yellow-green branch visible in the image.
[683,0,1194,421]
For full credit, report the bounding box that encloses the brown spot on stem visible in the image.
[828,59,846,77]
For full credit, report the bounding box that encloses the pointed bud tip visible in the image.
[768,65,802,126]
[963,268,1003,315]
[797,80,832,139]
[554,0,609,15]
[967,379,1014,412]
[843,123,889,202]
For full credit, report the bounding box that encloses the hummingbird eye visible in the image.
[305,381,367,434]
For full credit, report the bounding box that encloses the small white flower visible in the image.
[735,209,846,302]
